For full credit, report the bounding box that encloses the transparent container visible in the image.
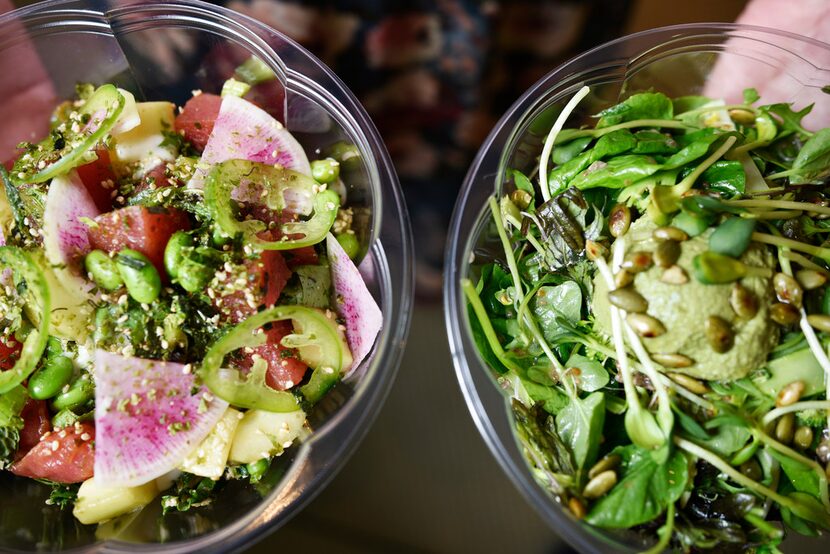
[0,0,413,551]
[444,24,830,553]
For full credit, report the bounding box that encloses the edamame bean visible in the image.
[52,376,94,411]
[311,158,340,184]
[117,249,162,304]
[164,231,195,280]
[28,355,74,400]
[85,250,123,291]
[336,232,360,260]
[177,247,222,293]
[328,141,361,170]
[246,458,270,482]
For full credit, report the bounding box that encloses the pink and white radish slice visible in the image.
[327,233,382,375]
[42,170,98,276]
[93,350,229,488]
[188,95,311,192]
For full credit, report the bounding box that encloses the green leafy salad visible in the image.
[0,59,381,526]
[464,86,830,552]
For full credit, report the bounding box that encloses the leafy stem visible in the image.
[675,135,738,195]
[461,278,521,373]
[554,118,692,144]
[761,400,830,427]
[754,232,830,264]
[488,196,525,309]
[643,502,675,554]
[726,198,830,217]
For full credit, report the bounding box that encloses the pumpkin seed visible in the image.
[510,189,532,210]
[655,240,681,268]
[739,459,763,481]
[818,441,830,463]
[796,269,828,291]
[621,251,654,273]
[775,380,805,407]
[770,302,800,326]
[774,272,803,308]
[569,497,586,520]
[615,269,634,288]
[728,108,756,125]
[807,314,830,333]
[794,426,814,450]
[653,226,689,242]
[609,204,632,238]
[705,316,734,353]
[652,353,694,369]
[608,288,648,313]
[585,240,607,261]
[775,413,795,444]
[660,265,689,285]
[730,283,759,319]
[627,313,666,338]
[588,454,621,480]
[583,470,617,499]
[667,372,708,394]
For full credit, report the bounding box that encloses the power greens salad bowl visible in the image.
[0,0,412,552]
[445,24,830,553]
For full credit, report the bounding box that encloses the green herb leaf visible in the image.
[743,88,760,105]
[590,129,637,161]
[161,473,218,515]
[596,92,674,128]
[532,281,582,344]
[556,391,605,469]
[767,448,820,497]
[564,353,609,392]
[569,154,663,190]
[585,445,689,528]
[632,130,679,155]
[700,160,746,197]
[790,127,830,184]
[552,137,592,165]
[761,103,813,137]
[511,169,535,196]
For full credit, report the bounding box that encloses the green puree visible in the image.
[592,217,779,380]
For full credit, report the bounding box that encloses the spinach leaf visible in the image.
[565,353,609,392]
[632,130,679,155]
[673,95,713,115]
[532,281,582,344]
[511,169,535,196]
[672,403,710,441]
[700,160,745,197]
[596,92,674,128]
[585,445,689,528]
[790,127,830,184]
[590,129,637,160]
[569,155,663,190]
[767,448,820,497]
[555,391,605,469]
[703,421,751,457]
[552,136,592,165]
[547,150,593,195]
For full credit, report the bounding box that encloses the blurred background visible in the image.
[5,0,824,552]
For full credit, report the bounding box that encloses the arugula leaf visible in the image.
[596,92,674,128]
[743,88,760,105]
[585,445,689,528]
[761,103,813,137]
[556,391,605,469]
[790,127,830,184]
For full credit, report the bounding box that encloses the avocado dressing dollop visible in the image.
[592,217,778,381]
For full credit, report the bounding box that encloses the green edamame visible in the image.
[28,355,74,400]
[85,249,123,291]
[328,141,361,170]
[117,249,162,304]
[164,231,195,280]
[310,158,340,184]
[52,375,94,411]
[177,246,222,293]
[336,232,360,260]
[246,458,270,483]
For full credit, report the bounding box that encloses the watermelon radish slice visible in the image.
[326,234,382,375]
[188,95,311,190]
[42,170,99,275]
[93,350,229,487]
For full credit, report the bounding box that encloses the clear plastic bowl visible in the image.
[444,24,830,553]
[0,0,413,551]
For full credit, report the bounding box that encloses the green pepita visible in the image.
[775,380,805,408]
[730,283,758,319]
[654,240,681,268]
[796,269,828,291]
[807,314,830,333]
[626,313,666,338]
[653,226,688,242]
[770,302,800,326]
[583,470,618,499]
[773,272,803,308]
[621,251,653,273]
[652,353,695,369]
[608,287,648,313]
[667,372,708,394]
[609,204,632,238]
[588,454,621,480]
